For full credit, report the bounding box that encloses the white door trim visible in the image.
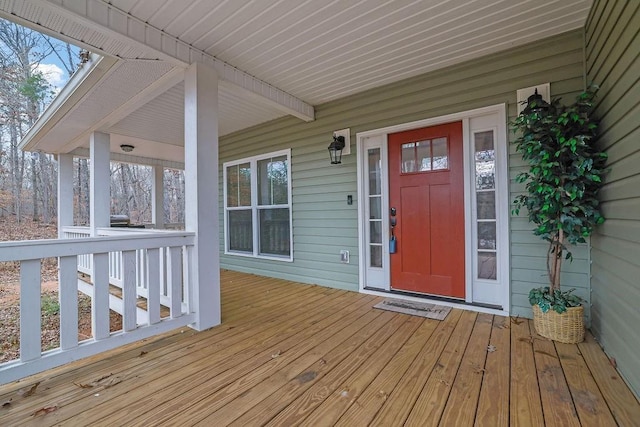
[356,103,509,314]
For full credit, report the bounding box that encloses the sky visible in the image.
[34,62,68,94]
[18,17,82,96]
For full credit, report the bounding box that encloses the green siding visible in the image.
[218,30,588,317]
[586,0,640,397]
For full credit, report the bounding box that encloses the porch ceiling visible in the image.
[102,0,593,104]
[1,0,593,162]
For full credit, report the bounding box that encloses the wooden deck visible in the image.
[1,271,638,426]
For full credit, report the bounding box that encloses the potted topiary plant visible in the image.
[512,86,607,343]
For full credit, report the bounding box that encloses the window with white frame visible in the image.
[224,149,292,261]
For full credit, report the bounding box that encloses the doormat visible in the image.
[373,298,451,320]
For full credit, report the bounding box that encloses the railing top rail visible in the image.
[0,232,195,262]
[62,226,187,235]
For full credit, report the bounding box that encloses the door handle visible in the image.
[390,207,396,216]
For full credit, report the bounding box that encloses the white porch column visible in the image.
[57,153,74,238]
[90,132,111,237]
[152,166,165,229]
[184,62,220,330]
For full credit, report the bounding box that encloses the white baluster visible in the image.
[146,248,160,324]
[20,259,41,361]
[122,250,137,332]
[92,252,110,340]
[59,256,78,349]
[168,246,183,318]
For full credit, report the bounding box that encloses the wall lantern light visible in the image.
[522,88,550,115]
[328,135,346,164]
[120,144,135,153]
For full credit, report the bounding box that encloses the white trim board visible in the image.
[356,103,510,314]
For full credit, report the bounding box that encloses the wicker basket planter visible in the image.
[532,304,585,344]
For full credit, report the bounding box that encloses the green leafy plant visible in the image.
[41,293,60,316]
[528,286,583,314]
[512,87,607,307]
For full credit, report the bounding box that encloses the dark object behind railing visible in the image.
[110,214,145,229]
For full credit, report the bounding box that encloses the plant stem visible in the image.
[550,229,564,292]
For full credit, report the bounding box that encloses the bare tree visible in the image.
[0,19,185,228]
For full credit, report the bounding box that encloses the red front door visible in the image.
[388,121,465,298]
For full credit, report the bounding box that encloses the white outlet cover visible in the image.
[340,250,350,263]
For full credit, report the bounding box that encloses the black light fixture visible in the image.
[120,144,135,153]
[328,135,346,165]
[523,88,550,114]
[79,49,91,64]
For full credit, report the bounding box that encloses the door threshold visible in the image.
[362,287,507,316]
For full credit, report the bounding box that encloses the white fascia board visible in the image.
[18,53,119,152]
[44,0,315,122]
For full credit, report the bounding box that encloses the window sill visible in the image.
[224,250,294,263]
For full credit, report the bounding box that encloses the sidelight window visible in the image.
[474,130,497,280]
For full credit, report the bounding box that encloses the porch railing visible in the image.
[62,226,186,309]
[0,230,195,385]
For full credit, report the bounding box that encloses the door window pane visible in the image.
[401,143,416,173]
[259,208,290,256]
[478,222,497,250]
[478,252,497,280]
[476,192,496,219]
[416,141,431,171]
[258,156,288,205]
[368,148,381,195]
[475,131,495,190]
[432,137,448,170]
[369,197,382,219]
[403,138,449,173]
[228,209,252,252]
[370,221,382,244]
[370,245,382,268]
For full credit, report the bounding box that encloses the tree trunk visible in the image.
[548,229,565,292]
[31,154,38,221]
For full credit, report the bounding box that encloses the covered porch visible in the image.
[1,271,638,426]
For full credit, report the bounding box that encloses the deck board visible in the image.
[474,315,510,426]
[439,312,493,426]
[1,270,638,426]
[46,289,366,426]
[510,316,545,426]
[332,317,439,426]
[555,335,618,426]
[578,333,640,426]
[369,309,463,426]
[404,310,478,426]
[529,320,580,426]
[297,316,423,426]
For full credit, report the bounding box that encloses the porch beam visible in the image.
[152,166,165,229]
[184,62,220,330]
[57,153,74,238]
[70,147,184,171]
[41,0,315,122]
[90,131,110,236]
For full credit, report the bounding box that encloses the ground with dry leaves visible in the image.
[0,217,121,363]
